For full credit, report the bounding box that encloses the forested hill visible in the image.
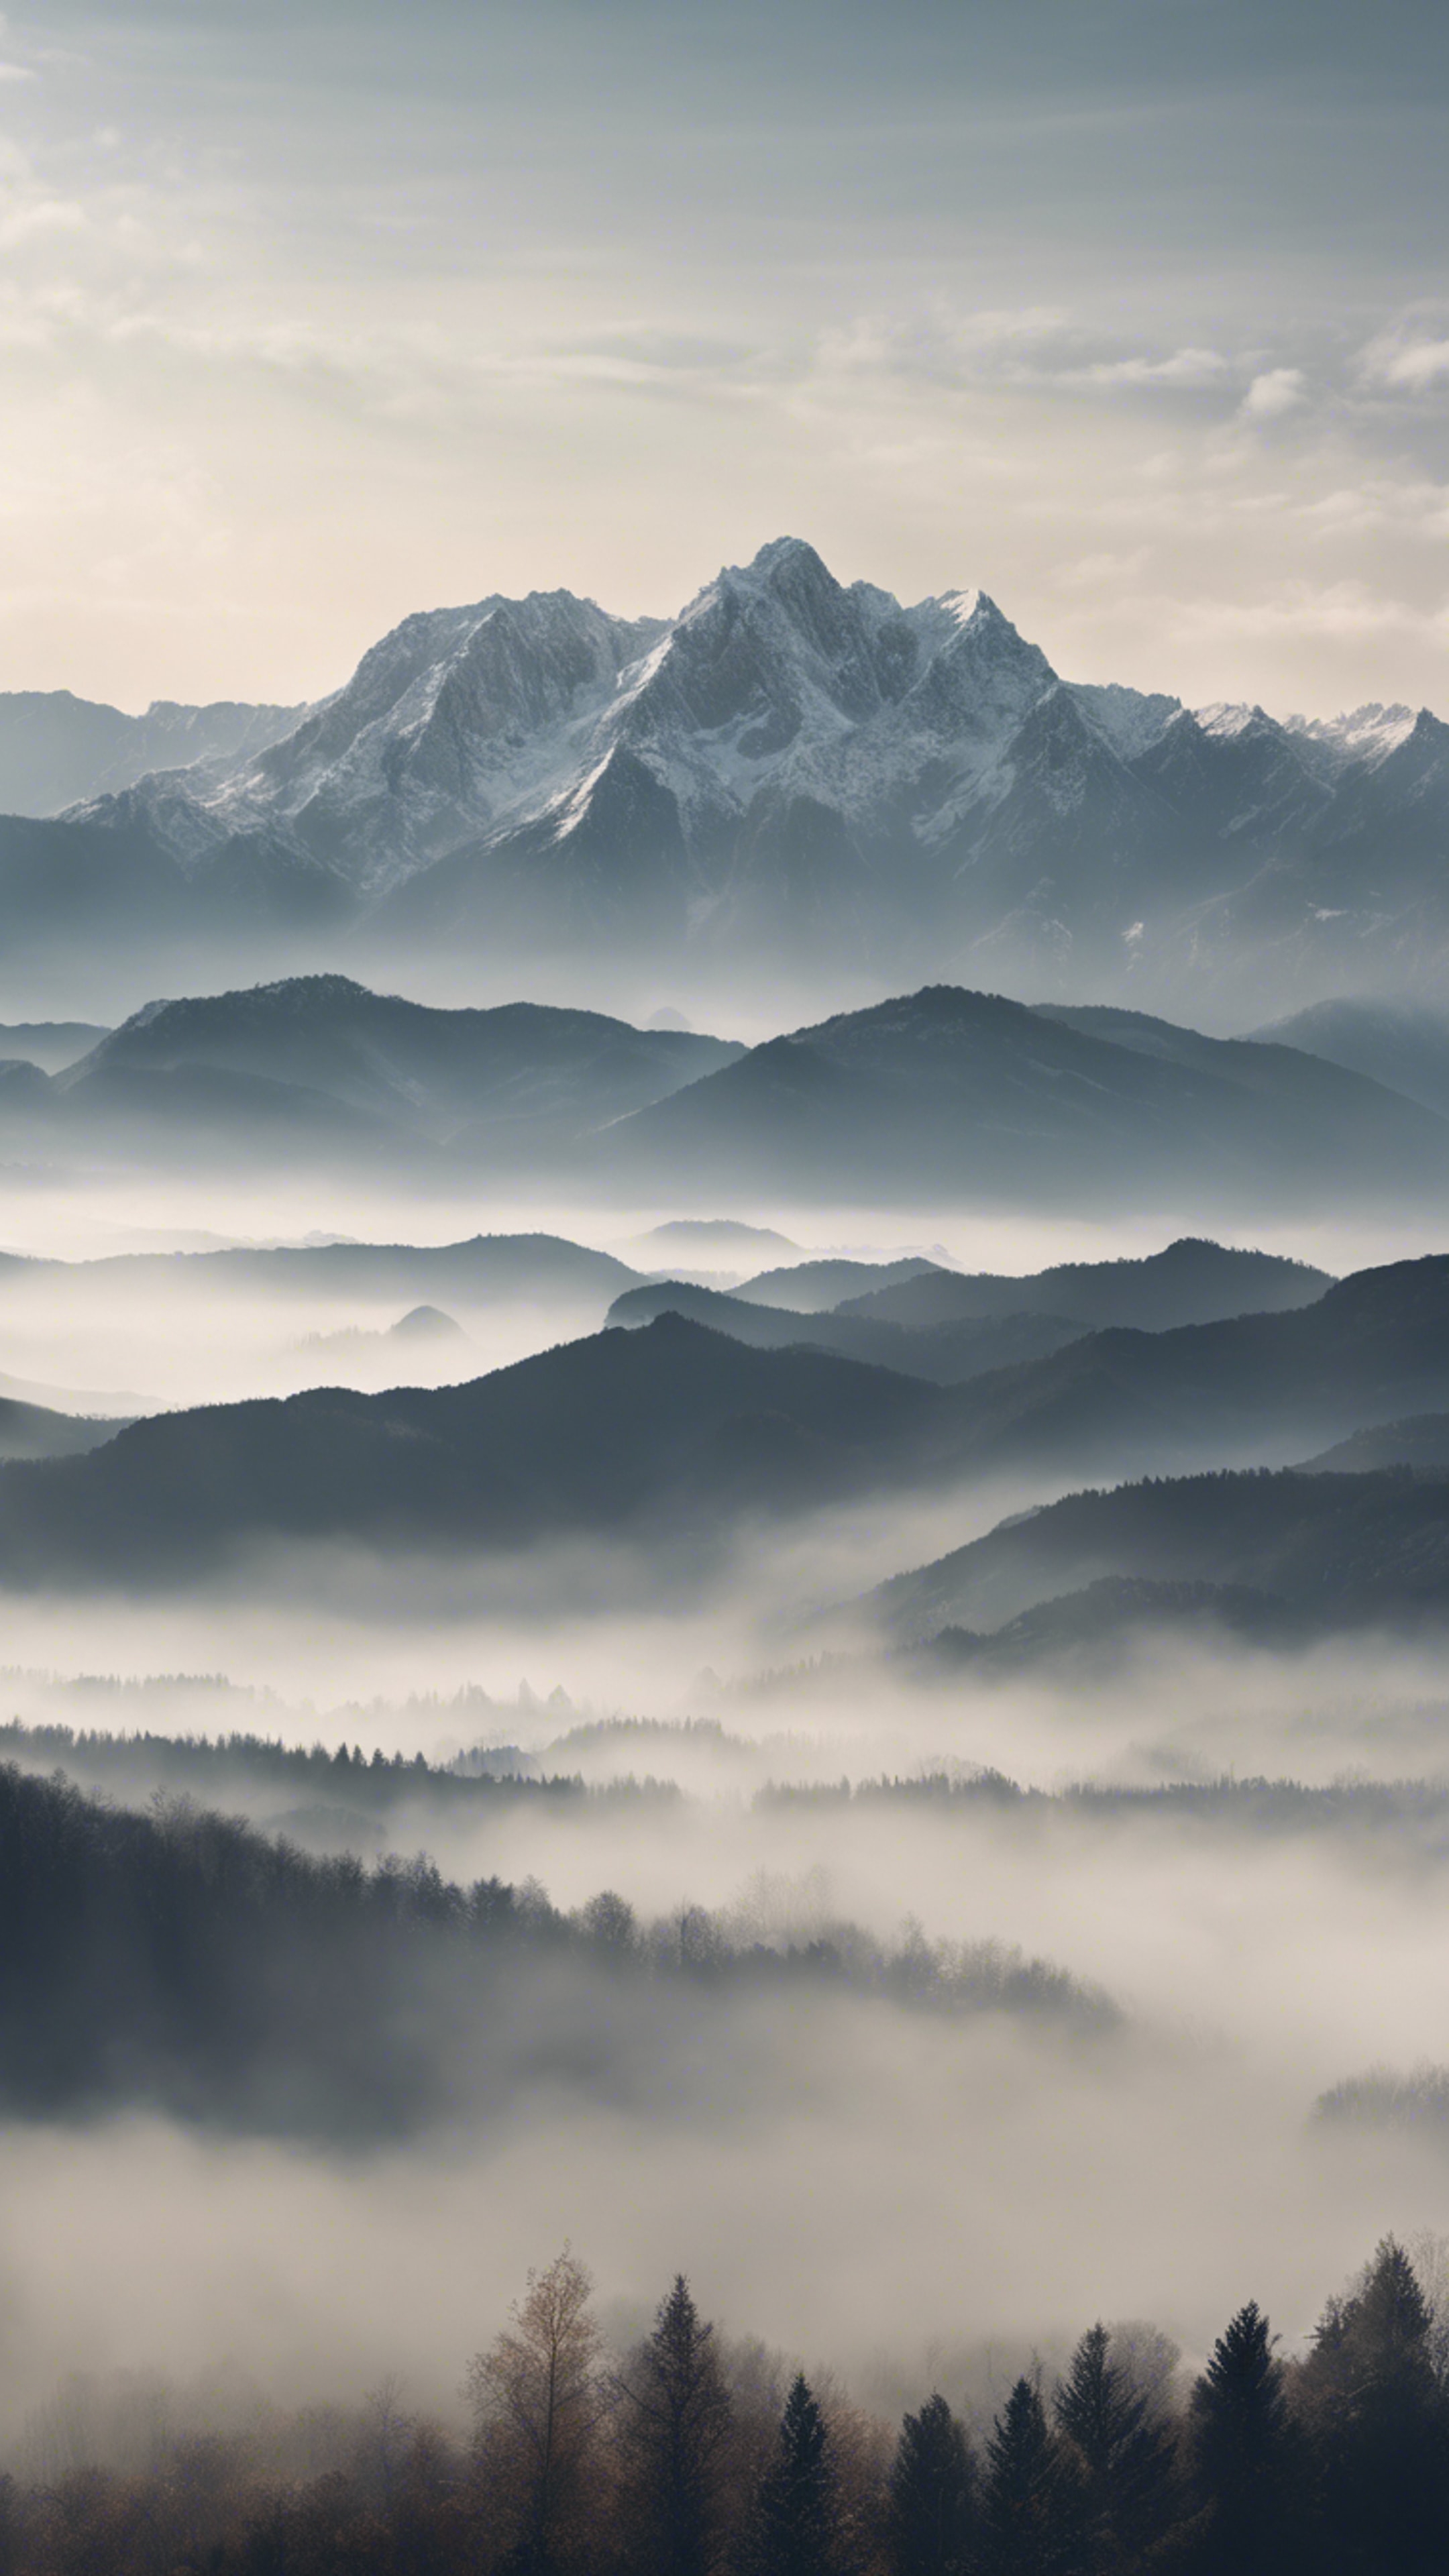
[870,1465,1449,1644]
[0,1765,1110,2138]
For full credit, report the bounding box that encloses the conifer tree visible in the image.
[886,2392,974,2576]
[747,2374,836,2576]
[977,2376,1078,2576]
[614,2274,733,2576]
[1301,2238,1449,2574]
[1053,2322,1177,2569]
[1189,2301,1297,2575]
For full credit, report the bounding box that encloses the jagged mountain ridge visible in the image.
[6,537,1446,991]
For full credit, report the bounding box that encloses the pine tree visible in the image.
[1301,2239,1449,2574]
[614,2274,733,2576]
[1189,2301,1297,2575]
[747,2374,836,2576]
[977,2377,1077,2576]
[1053,2322,1177,2569]
[887,2392,974,2576]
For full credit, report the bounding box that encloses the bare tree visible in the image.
[466,2247,610,2575]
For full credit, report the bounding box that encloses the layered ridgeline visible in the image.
[10,1254,1449,1585]
[607,1238,1331,1384]
[0,977,743,1167]
[869,1465,1449,1658]
[2,537,1446,1003]
[5,971,1448,1207]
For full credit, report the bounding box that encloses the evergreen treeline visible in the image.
[0,1720,678,1813]
[7,2241,1449,2575]
[16,1719,1449,1860]
[0,1766,1112,2137]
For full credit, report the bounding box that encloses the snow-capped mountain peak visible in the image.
[1285,701,1420,772]
[38,540,1449,991]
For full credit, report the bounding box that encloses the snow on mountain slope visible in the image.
[1285,702,1419,775]
[11,537,1446,991]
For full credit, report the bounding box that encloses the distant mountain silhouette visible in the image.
[1298,1413,1449,1474]
[732,1256,947,1309]
[294,1303,474,1381]
[853,1254,1449,1489]
[1,1230,639,1311]
[0,1397,131,1464]
[606,1279,1083,1385]
[918,1574,1301,1669]
[388,1304,467,1342]
[0,690,303,816]
[869,1464,1449,1644]
[836,1236,1332,1331]
[1250,997,1449,1120]
[11,1257,1449,1587]
[0,1316,987,1584]
[602,987,1449,1209]
[28,974,742,1161]
[0,1020,109,1074]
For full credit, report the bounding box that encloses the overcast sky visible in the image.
[1,0,1446,714]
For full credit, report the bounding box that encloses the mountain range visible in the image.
[0,977,741,1166]
[596,985,1449,1206]
[8,971,1447,1206]
[0,693,303,818]
[870,1468,1449,1652]
[6,1252,1449,1587]
[3,538,1446,1005]
[606,1238,1330,1383]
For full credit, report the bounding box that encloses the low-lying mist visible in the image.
[4,1169,1449,2492]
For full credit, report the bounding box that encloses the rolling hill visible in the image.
[8,1254,1449,1586]
[600,985,1449,1208]
[18,975,743,1161]
[869,1467,1449,1646]
[835,1236,1332,1331]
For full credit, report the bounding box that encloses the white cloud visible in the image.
[1055,548,1149,589]
[1070,346,1227,392]
[1358,324,1449,393]
[1238,367,1306,420]
[1171,578,1447,645]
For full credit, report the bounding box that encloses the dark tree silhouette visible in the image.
[747,2374,837,2576]
[614,2275,733,2576]
[977,2376,1078,2575]
[886,2392,975,2576]
[1189,2301,1299,2575]
[1053,2321,1178,2569]
[1299,2237,1449,2575]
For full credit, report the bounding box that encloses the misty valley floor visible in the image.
[9,975,1449,2576]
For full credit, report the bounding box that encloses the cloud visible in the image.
[1068,347,1228,392]
[1358,323,1449,393]
[1239,367,1307,420]
[1055,549,1150,589]
[1171,578,1449,645]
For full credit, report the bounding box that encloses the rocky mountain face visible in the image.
[5,538,1448,1002]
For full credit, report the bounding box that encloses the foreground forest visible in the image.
[5,2242,1449,2576]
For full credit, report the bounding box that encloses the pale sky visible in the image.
[1,0,1447,717]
